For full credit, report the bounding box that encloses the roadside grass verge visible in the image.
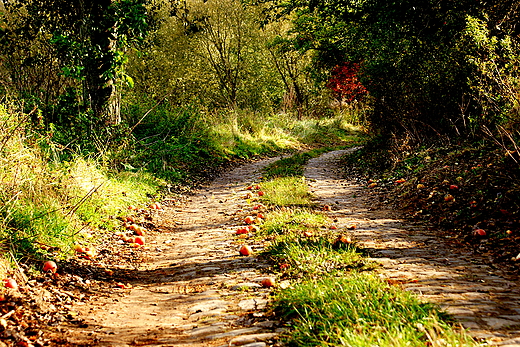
[254,148,479,347]
[126,104,363,185]
[0,105,162,279]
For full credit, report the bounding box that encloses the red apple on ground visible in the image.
[261,277,276,287]
[239,245,253,256]
[3,278,18,290]
[43,260,58,273]
[473,229,486,236]
[134,236,145,245]
[236,227,248,235]
[248,225,260,233]
[444,194,455,202]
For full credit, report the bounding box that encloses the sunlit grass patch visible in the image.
[260,208,328,236]
[274,273,479,347]
[0,105,163,266]
[260,177,314,206]
[264,234,372,277]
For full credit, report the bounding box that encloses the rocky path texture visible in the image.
[51,157,285,347]
[46,149,520,347]
[306,149,520,347]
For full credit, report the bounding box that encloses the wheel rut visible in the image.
[306,149,520,347]
[53,157,283,347]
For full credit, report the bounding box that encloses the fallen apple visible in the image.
[261,277,276,288]
[368,183,377,188]
[135,226,146,236]
[323,205,332,211]
[444,194,455,202]
[257,191,265,197]
[449,184,459,190]
[257,213,265,219]
[279,263,290,270]
[236,227,248,235]
[473,229,486,236]
[336,235,352,244]
[43,260,57,273]
[255,185,261,190]
[134,236,145,245]
[330,225,338,230]
[417,184,425,189]
[239,245,253,256]
[244,216,255,224]
[395,179,406,184]
[3,278,18,290]
[248,225,260,233]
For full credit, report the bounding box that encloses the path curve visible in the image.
[305,149,520,347]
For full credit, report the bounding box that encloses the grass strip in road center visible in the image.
[256,148,479,347]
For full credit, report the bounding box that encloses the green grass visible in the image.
[265,234,373,277]
[263,147,336,179]
[260,208,328,236]
[273,273,478,347]
[260,177,314,206]
[0,106,163,269]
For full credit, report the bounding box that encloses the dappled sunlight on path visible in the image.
[305,149,520,347]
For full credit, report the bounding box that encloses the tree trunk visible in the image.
[85,0,121,125]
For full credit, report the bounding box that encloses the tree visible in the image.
[266,0,520,142]
[2,0,150,125]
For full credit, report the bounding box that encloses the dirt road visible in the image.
[44,149,520,347]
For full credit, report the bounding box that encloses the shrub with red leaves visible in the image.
[326,63,368,102]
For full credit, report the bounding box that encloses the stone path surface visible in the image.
[55,157,285,347]
[305,149,520,347]
[51,148,520,347]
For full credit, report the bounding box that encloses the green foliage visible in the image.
[266,0,520,142]
[265,235,370,277]
[260,209,327,235]
[0,104,162,265]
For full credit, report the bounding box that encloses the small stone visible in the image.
[229,333,278,346]
[188,325,225,337]
[207,327,262,340]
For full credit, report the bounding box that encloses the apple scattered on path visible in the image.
[444,194,455,202]
[236,227,248,235]
[473,229,486,237]
[134,236,145,245]
[239,245,253,256]
[3,278,18,290]
[43,260,58,273]
[261,277,276,287]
